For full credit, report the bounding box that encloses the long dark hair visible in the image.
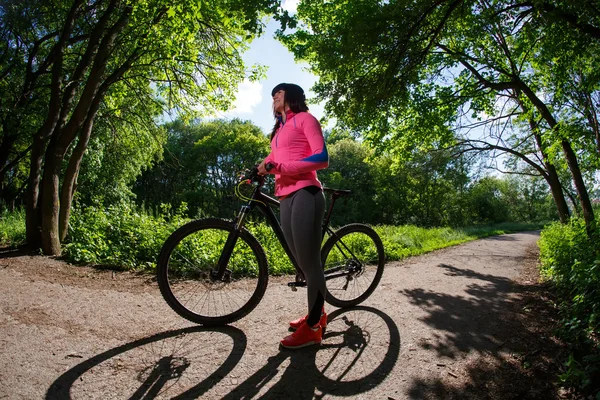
[270,83,309,139]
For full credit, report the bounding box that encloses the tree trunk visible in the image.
[59,98,100,242]
[26,126,54,248]
[561,139,595,228]
[518,80,595,232]
[40,122,91,254]
[563,186,579,216]
[544,164,571,223]
[517,93,571,223]
[36,5,132,255]
[40,146,62,255]
[25,0,82,249]
[449,61,575,225]
[531,131,570,223]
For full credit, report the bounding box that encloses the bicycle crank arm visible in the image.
[287,281,307,291]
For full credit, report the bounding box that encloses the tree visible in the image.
[319,136,474,227]
[465,176,512,224]
[134,119,270,218]
[1,0,279,254]
[74,98,166,209]
[319,138,378,225]
[279,0,599,233]
[0,2,50,209]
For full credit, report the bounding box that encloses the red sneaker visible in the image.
[280,322,322,349]
[289,311,327,330]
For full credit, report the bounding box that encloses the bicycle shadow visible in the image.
[45,308,399,399]
[46,325,246,400]
[221,306,401,399]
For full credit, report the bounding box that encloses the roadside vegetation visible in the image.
[1,204,543,274]
[539,216,600,396]
[0,208,26,247]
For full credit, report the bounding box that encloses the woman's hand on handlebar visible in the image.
[257,160,272,176]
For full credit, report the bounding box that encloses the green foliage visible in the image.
[60,195,540,274]
[134,118,270,218]
[166,224,264,277]
[136,127,555,228]
[0,208,26,247]
[279,0,599,231]
[377,225,468,260]
[319,138,379,225]
[75,116,167,207]
[0,0,279,252]
[466,176,513,224]
[392,149,472,227]
[319,137,552,227]
[539,219,600,396]
[320,138,464,226]
[64,202,191,270]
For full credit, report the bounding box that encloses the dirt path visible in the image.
[0,232,567,399]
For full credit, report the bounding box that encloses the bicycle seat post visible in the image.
[322,192,339,233]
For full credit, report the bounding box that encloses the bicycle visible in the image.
[157,166,385,326]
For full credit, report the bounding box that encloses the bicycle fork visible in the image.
[211,204,251,282]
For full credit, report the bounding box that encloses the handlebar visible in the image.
[239,163,274,185]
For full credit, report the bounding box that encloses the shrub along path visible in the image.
[0,232,572,399]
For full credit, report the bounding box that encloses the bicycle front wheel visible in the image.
[321,224,385,308]
[157,218,268,326]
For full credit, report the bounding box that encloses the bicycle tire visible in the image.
[321,223,385,308]
[157,218,269,326]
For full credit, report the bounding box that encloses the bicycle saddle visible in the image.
[323,188,352,197]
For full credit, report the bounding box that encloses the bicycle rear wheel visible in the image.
[321,224,385,308]
[157,218,268,325]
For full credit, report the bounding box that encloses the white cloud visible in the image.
[281,0,300,13]
[227,79,263,115]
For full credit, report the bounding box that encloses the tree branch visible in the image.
[454,138,548,179]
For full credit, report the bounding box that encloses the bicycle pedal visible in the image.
[287,281,306,292]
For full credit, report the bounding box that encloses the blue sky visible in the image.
[218,0,325,135]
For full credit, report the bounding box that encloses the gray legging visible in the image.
[280,186,326,327]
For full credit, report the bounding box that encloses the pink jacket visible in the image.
[264,110,329,197]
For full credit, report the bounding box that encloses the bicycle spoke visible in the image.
[322,225,384,307]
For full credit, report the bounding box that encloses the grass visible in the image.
[375,222,545,262]
[0,208,26,247]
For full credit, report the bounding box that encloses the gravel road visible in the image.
[0,231,564,399]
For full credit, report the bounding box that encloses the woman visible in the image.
[257,83,329,349]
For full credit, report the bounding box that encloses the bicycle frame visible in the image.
[214,178,341,281]
[233,183,301,274]
[211,173,363,288]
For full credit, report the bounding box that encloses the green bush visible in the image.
[64,202,191,269]
[539,219,600,396]
[1,203,543,274]
[0,208,26,247]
